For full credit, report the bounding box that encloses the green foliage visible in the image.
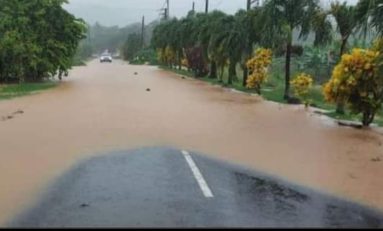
[122,33,142,61]
[0,0,86,83]
[356,0,383,36]
[0,82,57,100]
[262,0,331,99]
[129,48,158,65]
[72,40,93,66]
[295,46,334,83]
[330,1,357,57]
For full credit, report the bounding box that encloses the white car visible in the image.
[100,55,112,63]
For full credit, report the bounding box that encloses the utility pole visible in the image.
[166,0,170,19]
[141,16,145,49]
[160,0,169,20]
[247,0,260,10]
[205,0,209,13]
[192,1,195,13]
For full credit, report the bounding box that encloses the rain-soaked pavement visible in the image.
[9,147,383,228]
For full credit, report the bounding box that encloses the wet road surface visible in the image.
[9,147,383,228]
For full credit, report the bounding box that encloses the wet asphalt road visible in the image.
[9,147,383,228]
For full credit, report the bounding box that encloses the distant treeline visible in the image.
[74,20,159,62]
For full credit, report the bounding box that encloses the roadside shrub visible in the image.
[130,48,158,65]
[323,46,383,126]
[291,73,313,108]
[246,48,273,95]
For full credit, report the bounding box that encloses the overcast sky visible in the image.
[64,0,359,27]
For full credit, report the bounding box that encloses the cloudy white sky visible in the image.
[64,0,359,27]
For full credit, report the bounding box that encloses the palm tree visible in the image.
[330,1,357,58]
[356,0,383,37]
[236,9,263,87]
[262,0,320,100]
[196,11,227,79]
[329,1,357,114]
[209,15,246,85]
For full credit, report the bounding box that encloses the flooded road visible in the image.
[0,60,382,225]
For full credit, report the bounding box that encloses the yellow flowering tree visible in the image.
[164,46,176,67]
[291,73,313,108]
[181,58,189,68]
[246,48,273,95]
[323,46,383,127]
[157,49,165,64]
[157,46,176,67]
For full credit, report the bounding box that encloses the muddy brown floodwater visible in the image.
[0,60,382,225]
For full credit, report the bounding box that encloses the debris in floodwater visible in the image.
[371,157,381,162]
[349,173,357,179]
[134,72,138,75]
[80,203,90,208]
[146,88,151,92]
[1,110,24,122]
[13,110,24,115]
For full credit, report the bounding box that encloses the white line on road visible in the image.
[182,150,214,198]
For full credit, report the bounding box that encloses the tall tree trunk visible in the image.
[336,37,349,114]
[284,40,292,100]
[243,66,248,87]
[362,109,375,127]
[228,60,236,85]
[219,65,224,83]
[243,36,252,87]
[339,37,348,58]
[209,61,217,79]
[178,50,182,70]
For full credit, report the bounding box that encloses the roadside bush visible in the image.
[246,48,273,95]
[291,73,314,108]
[323,46,383,126]
[130,48,158,65]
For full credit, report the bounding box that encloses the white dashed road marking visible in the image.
[182,150,214,198]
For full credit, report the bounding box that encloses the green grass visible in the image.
[0,82,58,100]
[160,64,383,127]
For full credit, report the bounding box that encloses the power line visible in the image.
[215,0,223,8]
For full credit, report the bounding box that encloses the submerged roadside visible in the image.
[0,82,58,101]
[159,65,383,128]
